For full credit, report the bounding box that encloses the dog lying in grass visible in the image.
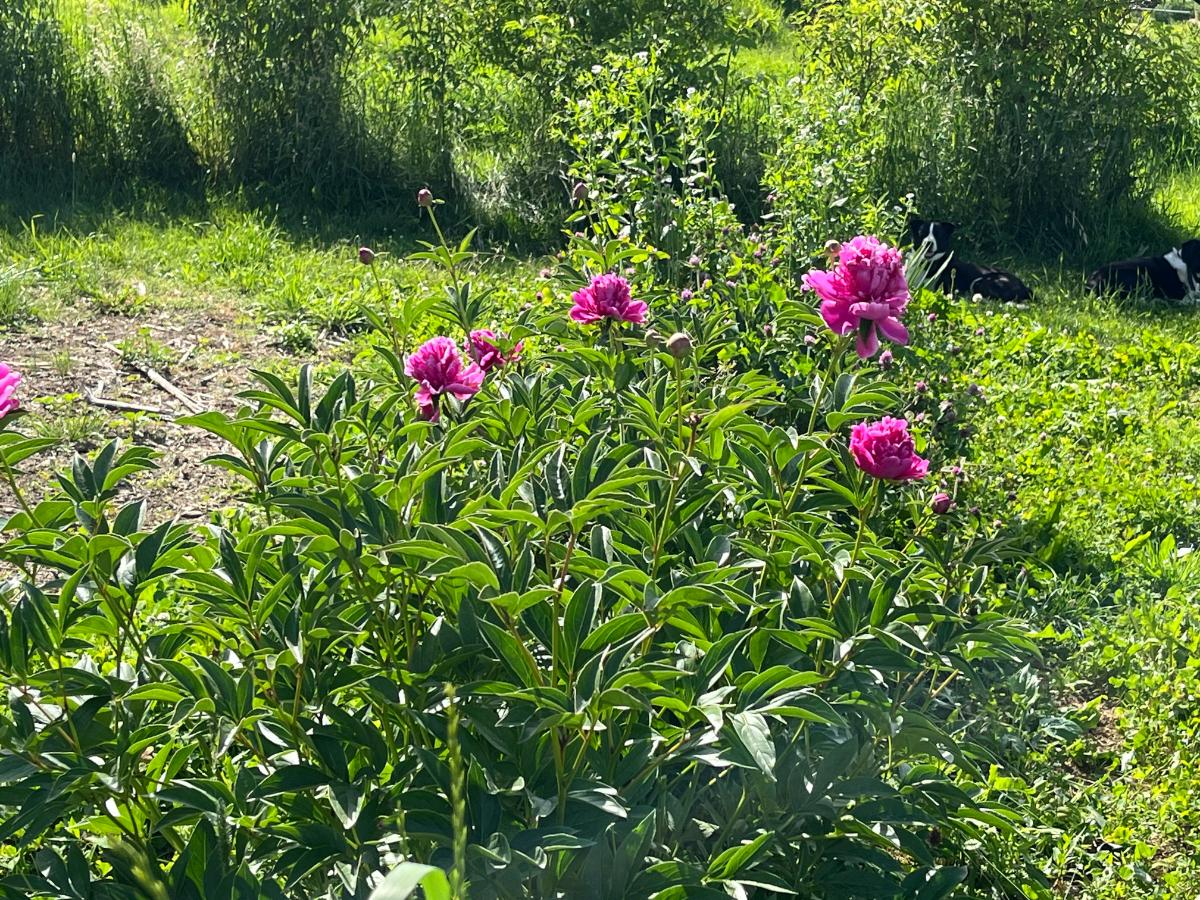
[907,218,1034,302]
[1086,240,1200,301]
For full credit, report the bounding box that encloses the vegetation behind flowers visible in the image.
[2,0,1197,249]
[0,200,1050,896]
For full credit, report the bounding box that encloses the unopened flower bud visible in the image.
[572,181,588,203]
[417,188,434,208]
[358,246,375,265]
[666,331,693,359]
[688,254,702,267]
[931,493,953,514]
[645,328,664,349]
[680,289,693,301]
[824,240,841,261]
[879,349,894,370]
[915,380,928,393]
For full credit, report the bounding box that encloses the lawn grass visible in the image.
[908,168,1200,895]
[2,169,1200,894]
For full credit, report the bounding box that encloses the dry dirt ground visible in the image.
[1,295,281,521]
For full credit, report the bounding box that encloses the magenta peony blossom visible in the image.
[0,364,20,420]
[569,274,647,325]
[803,235,911,359]
[404,337,484,422]
[467,329,522,372]
[849,417,929,481]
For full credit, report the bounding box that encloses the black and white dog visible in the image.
[907,218,1034,302]
[1086,240,1200,301]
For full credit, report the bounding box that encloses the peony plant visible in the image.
[0,227,1042,900]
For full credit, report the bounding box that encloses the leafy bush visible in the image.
[0,1,196,194]
[189,0,370,192]
[880,0,1199,244]
[0,211,1050,897]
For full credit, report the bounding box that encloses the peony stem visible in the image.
[0,452,34,524]
[829,479,880,617]
[368,263,405,362]
[757,333,851,589]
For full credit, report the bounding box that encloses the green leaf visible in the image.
[368,863,451,900]
[726,711,776,781]
[706,831,773,880]
[253,765,331,798]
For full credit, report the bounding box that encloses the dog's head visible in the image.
[907,218,956,256]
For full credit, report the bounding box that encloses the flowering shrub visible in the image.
[0,217,1045,897]
[0,362,19,419]
[467,329,522,372]
[850,416,929,481]
[804,235,911,359]
[568,272,647,325]
[405,335,486,421]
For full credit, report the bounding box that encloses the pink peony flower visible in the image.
[849,417,929,481]
[467,329,522,372]
[404,337,484,422]
[802,235,911,359]
[569,274,647,325]
[0,364,20,420]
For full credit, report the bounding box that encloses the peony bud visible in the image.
[680,289,693,301]
[666,331,692,359]
[645,328,664,349]
[915,380,928,393]
[572,181,588,203]
[417,188,433,208]
[688,254,702,267]
[879,349,894,370]
[358,246,376,266]
[931,492,953,515]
